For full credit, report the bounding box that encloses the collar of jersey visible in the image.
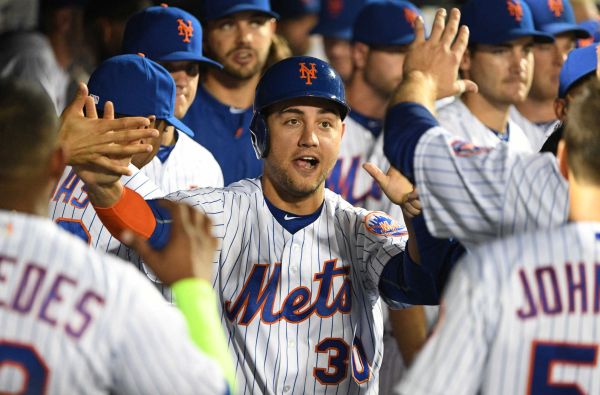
[264,197,324,234]
[487,123,510,142]
[348,110,383,137]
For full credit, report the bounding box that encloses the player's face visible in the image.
[363,45,409,98]
[131,119,168,169]
[461,37,534,106]
[159,61,200,119]
[529,33,576,101]
[277,14,318,55]
[264,98,345,198]
[205,12,276,80]
[324,37,353,82]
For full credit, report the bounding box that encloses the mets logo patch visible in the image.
[365,211,407,237]
[548,0,564,17]
[507,0,523,22]
[450,139,492,157]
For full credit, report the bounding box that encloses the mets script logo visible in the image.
[404,8,419,27]
[507,0,523,22]
[451,139,492,157]
[299,62,318,85]
[224,259,351,325]
[548,0,564,17]
[177,18,194,43]
[327,0,343,17]
[365,212,407,237]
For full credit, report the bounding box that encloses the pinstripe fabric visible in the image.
[400,223,600,395]
[164,178,408,394]
[0,211,227,394]
[141,131,224,192]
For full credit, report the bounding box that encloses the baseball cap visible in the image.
[524,0,589,38]
[352,1,422,47]
[88,54,195,137]
[577,19,600,47]
[202,0,279,21]
[312,0,375,40]
[122,5,222,68]
[460,0,554,45]
[271,0,320,20]
[558,43,598,97]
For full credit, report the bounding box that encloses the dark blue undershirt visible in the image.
[156,130,179,163]
[348,110,383,138]
[488,123,510,142]
[264,197,324,234]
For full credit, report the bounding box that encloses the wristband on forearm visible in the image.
[172,278,236,392]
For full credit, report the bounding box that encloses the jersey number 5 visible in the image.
[527,340,598,395]
[0,342,48,394]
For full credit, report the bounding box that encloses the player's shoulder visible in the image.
[166,177,262,203]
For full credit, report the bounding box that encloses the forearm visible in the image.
[390,71,437,114]
[172,279,236,392]
[388,306,427,366]
[86,182,124,208]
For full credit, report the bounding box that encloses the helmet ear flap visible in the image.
[249,112,269,158]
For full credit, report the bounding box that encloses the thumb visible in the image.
[363,162,388,189]
[61,82,89,118]
[454,79,478,95]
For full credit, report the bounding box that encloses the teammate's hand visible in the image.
[122,200,217,286]
[391,8,477,111]
[59,82,159,176]
[400,189,422,219]
[363,162,414,205]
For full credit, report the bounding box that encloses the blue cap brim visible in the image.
[167,116,194,137]
[154,51,223,68]
[541,23,591,39]
[474,29,554,45]
[208,5,279,20]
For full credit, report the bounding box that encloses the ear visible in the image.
[352,42,369,70]
[268,18,277,34]
[554,98,568,121]
[49,146,67,181]
[459,48,472,74]
[556,139,569,180]
[340,120,346,140]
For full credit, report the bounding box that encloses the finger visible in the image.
[97,116,152,132]
[596,45,600,80]
[121,230,157,261]
[90,156,133,176]
[453,79,478,95]
[451,25,470,59]
[61,82,88,118]
[104,101,115,120]
[85,96,98,119]
[87,128,159,145]
[404,205,422,217]
[428,8,447,43]
[94,143,154,157]
[413,15,426,44]
[362,162,388,189]
[441,8,460,47]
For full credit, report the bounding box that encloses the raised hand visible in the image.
[59,82,159,176]
[122,200,217,285]
[363,162,415,206]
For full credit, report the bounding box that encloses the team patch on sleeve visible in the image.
[450,139,492,157]
[365,211,407,237]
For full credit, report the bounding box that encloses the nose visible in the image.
[235,21,252,45]
[298,124,319,148]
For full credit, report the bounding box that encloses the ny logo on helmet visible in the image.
[299,62,318,85]
[177,18,194,43]
[548,0,564,17]
[507,0,523,22]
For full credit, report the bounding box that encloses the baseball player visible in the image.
[271,0,320,56]
[311,0,375,82]
[510,0,589,151]
[181,0,281,185]
[69,56,429,394]
[0,78,232,394]
[399,79,600,395]
[122,5,224,192]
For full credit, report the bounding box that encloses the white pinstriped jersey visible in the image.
[400,222,600,395]
[165,178,408,394]
[326,114,381,207]
[49,164,164,253]
[141,131,224,192]
[509,106,560,152]
[413,126,569,250]
[0,210,227,395]
[439,99,534,153]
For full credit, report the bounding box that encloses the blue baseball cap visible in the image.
[461,0,554,45]
[353,1,422,46]
[578,19,600,46]
[312,0,375,40]
[524,0,589,38]
[88,54,195,137]
[202,0,279,21]
[271,0,320,20]
[559,43,598,97]
[122,5,221,68]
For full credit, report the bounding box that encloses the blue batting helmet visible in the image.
[249,56,349,158]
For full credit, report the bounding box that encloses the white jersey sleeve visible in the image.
[0,211,227,395]
[509,106,559,152]
[141,131,224,193]
[413,127,569,249]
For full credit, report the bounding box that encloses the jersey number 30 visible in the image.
[528,340,598,395]
[0,342,48,394]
